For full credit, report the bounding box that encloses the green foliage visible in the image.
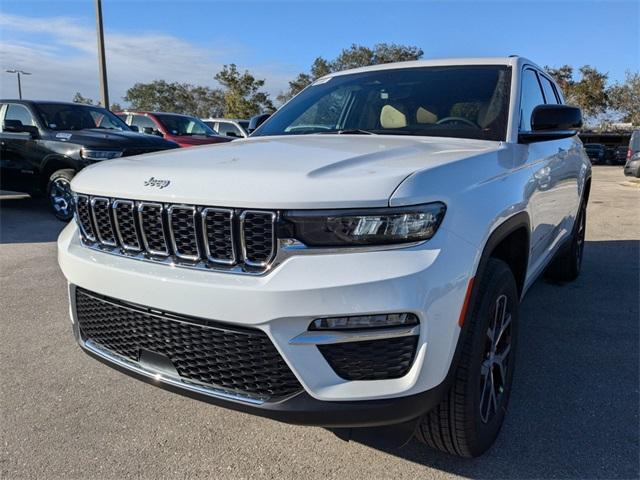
[545,64,610,121]
[72,92,94,105]
[124,80,225,118]
[278,43,424,104]
[609,72,640,125]
[214,64,274,118]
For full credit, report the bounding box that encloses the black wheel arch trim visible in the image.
[41,154,78,177]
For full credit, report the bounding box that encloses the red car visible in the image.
[117,111,231,148]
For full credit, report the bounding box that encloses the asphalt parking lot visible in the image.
[1,166,638,480]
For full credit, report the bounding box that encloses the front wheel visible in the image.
[415,258,519,457]
[47,169,76,221]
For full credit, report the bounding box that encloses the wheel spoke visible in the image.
[488,371,498,415]
[494,343,510,384]
[493,295,508,344]
[495,313,511,348]
[479,363,492,423]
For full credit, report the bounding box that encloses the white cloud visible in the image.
[0,13,297,106]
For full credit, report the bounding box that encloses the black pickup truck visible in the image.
[0,100,178,220]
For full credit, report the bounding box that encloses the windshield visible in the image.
[254,66,511,141]
[35,103,130,131]
[155,114,216,136]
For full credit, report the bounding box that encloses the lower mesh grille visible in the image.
[75,288,302,400]
[318,336,418,380]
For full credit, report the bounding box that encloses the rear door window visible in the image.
[539,75,560,104]
[130,114,158,132]
[217,122,243,137]
[519,69,546,131]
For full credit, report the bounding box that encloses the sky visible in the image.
[0,0,638,105]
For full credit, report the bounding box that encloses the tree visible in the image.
[609,72,640,125]
[72,92,94,105]
[545,64,609,122]
[124,80,225,118]
[572,66,609,119]
[278,43,424,103]
[544,65,574,94]
[214,64,274,118]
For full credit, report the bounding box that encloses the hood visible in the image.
[168,134,231,147]
[52,128,177,149]
[71,135,499,209]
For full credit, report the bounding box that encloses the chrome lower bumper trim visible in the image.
[81,339,266,405]
[289,325,420,345]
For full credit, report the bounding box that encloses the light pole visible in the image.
[5,69,31,99]
[95,0,109,108]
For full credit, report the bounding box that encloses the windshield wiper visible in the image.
[319,129,378,135]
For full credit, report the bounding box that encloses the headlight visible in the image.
[80,149,123,161]
[282,202,446,247]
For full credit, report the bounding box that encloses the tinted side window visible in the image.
[5,104,36,127]
[217,122,243,137]
[130,114,157,131]
[520,69,545,131]
[539,76,560,104]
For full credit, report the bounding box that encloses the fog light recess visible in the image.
[310,313,418,330]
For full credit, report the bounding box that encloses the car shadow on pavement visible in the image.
[0,197,67,244]
[349,239,639,479]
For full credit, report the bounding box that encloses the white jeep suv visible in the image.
[58,57,590,457]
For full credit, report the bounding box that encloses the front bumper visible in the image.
[58,221,477,423]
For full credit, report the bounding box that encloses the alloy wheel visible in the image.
[50,177,73,218]
[479,294,512,424]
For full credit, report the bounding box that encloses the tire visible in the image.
[47,169,76,221]
[544,200,586,282]
[415,258,519,457]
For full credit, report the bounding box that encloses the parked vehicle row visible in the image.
[0,100,179,220]
[117,111,231,147]
[0,101,254,219]
[583,142,634,166]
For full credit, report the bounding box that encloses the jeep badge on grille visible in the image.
[144,177,171,189]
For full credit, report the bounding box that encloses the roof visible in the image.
[0,99,101,107]
[201,118,249,123]
[119,110,197,118]
[322,56,540,79]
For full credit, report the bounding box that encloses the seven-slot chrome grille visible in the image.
[74,194,277,273]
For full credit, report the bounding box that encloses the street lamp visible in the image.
[5,69,31,99]
[95,0,109,107]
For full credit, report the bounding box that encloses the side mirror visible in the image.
[519,105,582,144]
[3,120,38,138]
[129,125,139,132]
[247,113,271,133]
[225,131,240,138]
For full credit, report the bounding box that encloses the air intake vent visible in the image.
[91,197,116,246]
[241,210,276,267]
[75,195,95,241]
[138,202,169,256]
